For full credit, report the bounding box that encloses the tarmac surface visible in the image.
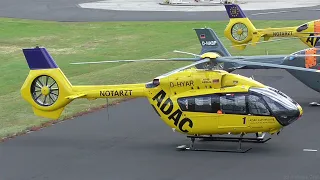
[0,0,319,21]
[1,69,320,180]
[1,0,320,180]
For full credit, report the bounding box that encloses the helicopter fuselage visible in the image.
[21,56,302,137]
[144,69,302,135]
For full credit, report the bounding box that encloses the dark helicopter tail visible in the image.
[194,28,231,57]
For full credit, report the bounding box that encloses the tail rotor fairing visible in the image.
[30,75,59,106]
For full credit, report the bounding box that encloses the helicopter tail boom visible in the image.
[21,47,146,120]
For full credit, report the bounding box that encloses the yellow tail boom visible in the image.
[21,47,146,119]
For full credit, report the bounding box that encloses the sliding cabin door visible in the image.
[217,93,249,129]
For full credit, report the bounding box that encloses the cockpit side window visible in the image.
[247,94,270,116]
[220,94,247,115]
[177,97,194,111]
[262,96,288,113]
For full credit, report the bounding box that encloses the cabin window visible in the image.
[178,93,252,114]
[247,94,270,115]
[178,94,220,113]
[195,96,212,112]
[211,95,220,112]
[220,94,247,114]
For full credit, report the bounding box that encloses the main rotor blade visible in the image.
[216,57,320,73]
[156,58,210,79]
[70,57,201,65]
[173,50,201,57]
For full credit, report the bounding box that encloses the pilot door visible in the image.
[217,93,249,130]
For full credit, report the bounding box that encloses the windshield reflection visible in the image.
[250,87,297,111]
[249,87,300,126]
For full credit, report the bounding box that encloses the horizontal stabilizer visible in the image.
[66,94,87,100]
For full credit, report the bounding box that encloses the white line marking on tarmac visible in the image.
[303,149,318,152]
[251,10,299,16]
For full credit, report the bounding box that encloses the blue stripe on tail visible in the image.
[224,4,246,18]
[22,46,58,70]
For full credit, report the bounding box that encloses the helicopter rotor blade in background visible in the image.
[70,57,201,65]
[171,48,320,59]
[215,57,320,73]
[231,35,320,48]
[286,54,320,57]
[171,50,320,59]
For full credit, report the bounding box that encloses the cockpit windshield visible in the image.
[249,87,300,126]
[249,87,297,113]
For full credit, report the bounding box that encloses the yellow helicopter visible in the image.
[21,46,311,153]
[223,3,320,50]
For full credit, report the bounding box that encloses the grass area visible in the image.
[0,18,308,138]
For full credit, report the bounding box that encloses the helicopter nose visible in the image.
[297,104,303,118]
[274,103,302,126]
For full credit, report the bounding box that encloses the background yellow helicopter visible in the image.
[223,3,320,50]
[21,46,316,153]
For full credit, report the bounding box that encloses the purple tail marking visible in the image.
[23,47,58,70]
[224,4,246,18]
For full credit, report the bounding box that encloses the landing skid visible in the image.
[176,133,255,153]
[197,133,271,143]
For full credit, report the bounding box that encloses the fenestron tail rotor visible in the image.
[231,23,249,42]
[31,75,59,106]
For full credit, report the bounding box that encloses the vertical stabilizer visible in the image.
[23,47,59,70]
[224,3,247,19]
[194,28,231,57]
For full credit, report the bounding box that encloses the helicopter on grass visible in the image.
[223,3,320,50]
[21,45,316,153]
